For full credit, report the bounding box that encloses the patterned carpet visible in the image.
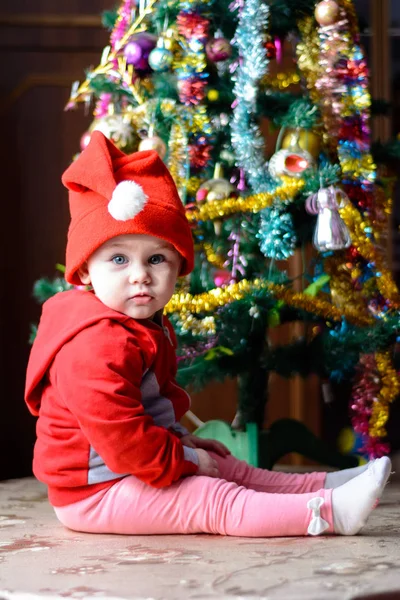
[0,476,400,600]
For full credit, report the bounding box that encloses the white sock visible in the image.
[332,456,392,535]
[324,463,368,489]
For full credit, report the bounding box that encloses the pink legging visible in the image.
[54,453,333,537]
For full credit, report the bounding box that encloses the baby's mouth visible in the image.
[131,293,153,305]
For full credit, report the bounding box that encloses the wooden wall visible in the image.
[0,2,322,480]
[0,1,111,479]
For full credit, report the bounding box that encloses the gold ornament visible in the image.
[314,0,340,26]
[196,163,235,202]
[162,27,177,51]
[138,134,167,158]
[282,129,321,159]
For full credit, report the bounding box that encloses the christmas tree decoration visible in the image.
[123,32,157,71]
[138,134,167,158]
[351,352,400,458]
[258,207,296,260]
[195,164,235,203]
[264,40,277,60]
[90,114,135,150]
[281,129,321,160]
[314,1,340,27]
[268,144,314,179]
[214,269,231,287]
[110,0,137,52]
[148,40,174,72]
[305,186,352,252]
[205,37,232,62]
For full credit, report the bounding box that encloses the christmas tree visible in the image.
[35,0,400,465]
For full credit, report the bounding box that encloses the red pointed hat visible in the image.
[62,131,194,285]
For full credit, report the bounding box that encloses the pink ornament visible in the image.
[206,38,232,62]
[196,188,209,202]
[214,270,231,287]
[80,131,91,151]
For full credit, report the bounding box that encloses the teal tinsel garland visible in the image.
[230,0,296,260]
[230,0,274,193]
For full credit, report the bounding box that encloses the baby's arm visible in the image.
[53,320,198,488]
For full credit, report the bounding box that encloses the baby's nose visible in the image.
[128,263,151,284]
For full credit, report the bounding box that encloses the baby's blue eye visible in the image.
[149,254,165,265]
[112,255,127,265]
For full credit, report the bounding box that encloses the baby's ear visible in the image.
[77,263,91,285]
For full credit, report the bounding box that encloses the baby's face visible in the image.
[78,234,181,320]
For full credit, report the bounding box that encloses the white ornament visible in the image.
[108,180,148,221]
[92,115,134,149]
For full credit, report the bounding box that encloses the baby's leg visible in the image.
[55,473,334,537]
[54,459,390,537]
[212,453,369,493]
[212,452,326,493]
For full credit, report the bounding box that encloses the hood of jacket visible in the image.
[25,289,158,416]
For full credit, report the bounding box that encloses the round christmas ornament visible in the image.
[138,134,167,159]
[268,141,315,179]
[205,37,232,62]
[281,128,321,159]
[196,163,236,202]
[124,32,157,71]
[314,0,340,27]
[148,40,174,72]
[90,114,135,151]
[305,186,352,252]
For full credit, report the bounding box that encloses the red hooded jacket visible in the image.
[25,289,198,506]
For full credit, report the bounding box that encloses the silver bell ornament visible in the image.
[305,185,352,252]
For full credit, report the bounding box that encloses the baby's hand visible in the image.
[195,449,220,478]
[181,433,231,457]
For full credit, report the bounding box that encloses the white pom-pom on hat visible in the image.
[108,180,148,221]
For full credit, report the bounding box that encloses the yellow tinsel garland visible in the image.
[369,351,400,438]
[165,279,373,327]
[339,204,400,306]
[185,177,305,222]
